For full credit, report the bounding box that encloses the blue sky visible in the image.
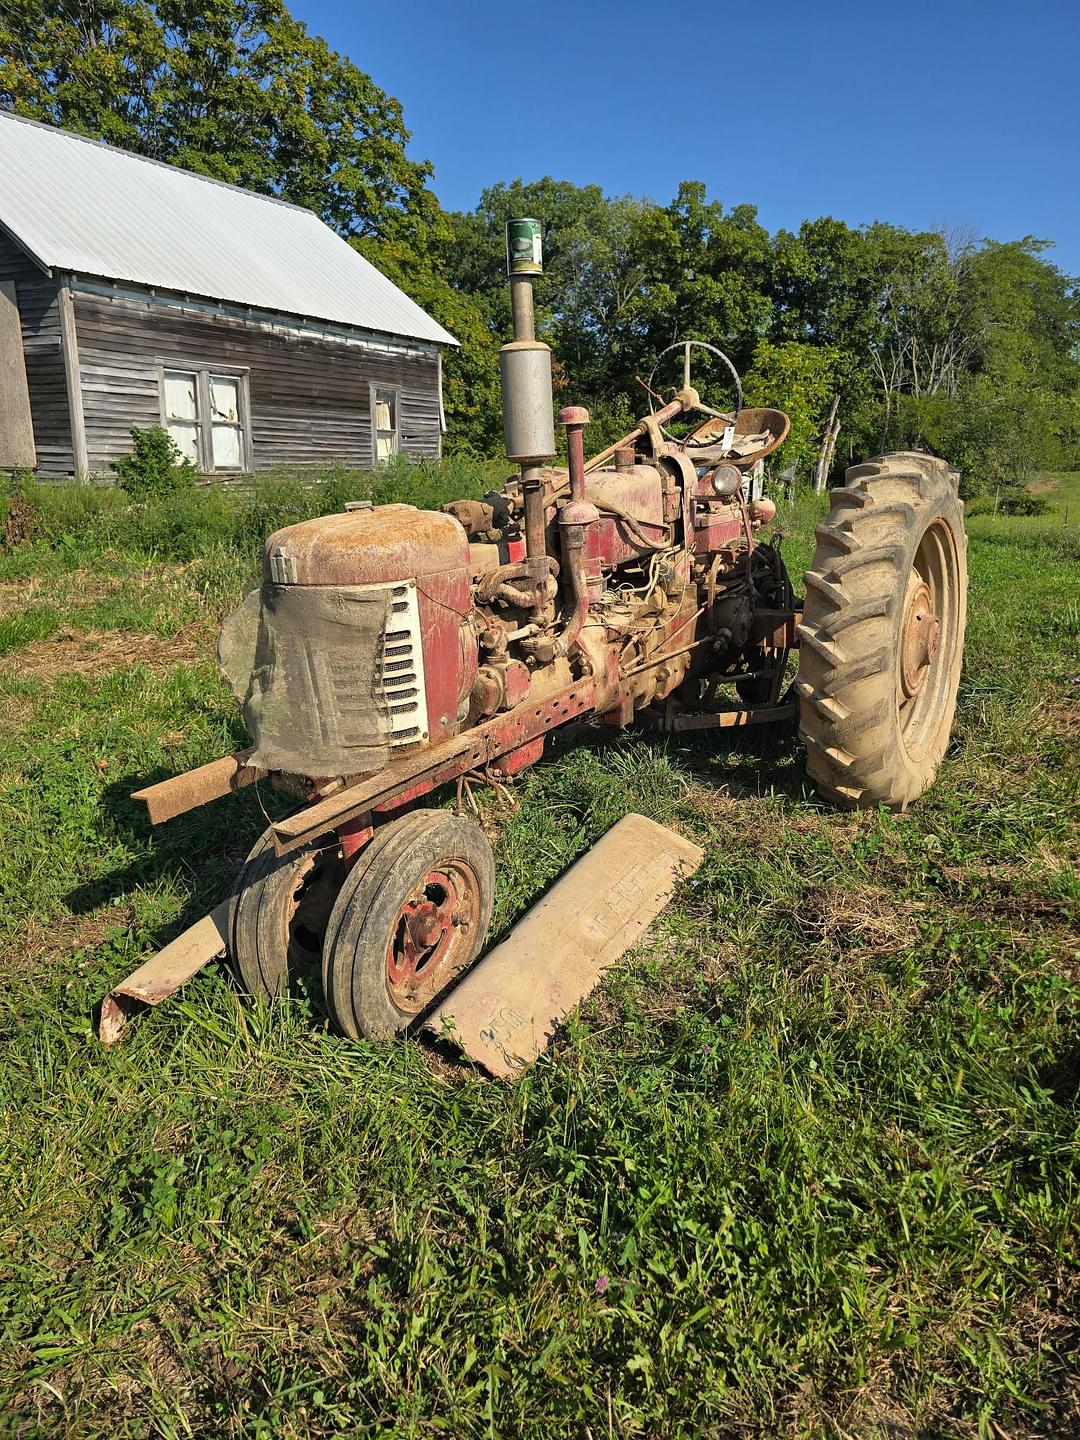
[295,0,1080,275]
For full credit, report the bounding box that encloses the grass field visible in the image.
[0,468,1077,1438]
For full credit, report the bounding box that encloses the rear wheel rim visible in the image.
[898,517,959,755]
[385,860,481,1015]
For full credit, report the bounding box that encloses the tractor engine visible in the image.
[217,430,776,787]
[216,219,793,791]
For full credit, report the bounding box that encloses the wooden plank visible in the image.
[0,280,36,468]
[425,815,703,1077]
[58,286,89,478]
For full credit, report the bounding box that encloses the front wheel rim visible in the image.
[283,848,343,971]
[385,859,481,1014]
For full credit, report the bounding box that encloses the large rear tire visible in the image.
[796,452,967,810]
[322,809,495,1041]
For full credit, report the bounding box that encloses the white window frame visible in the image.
[157,362,252,473]
[370,383,400,467]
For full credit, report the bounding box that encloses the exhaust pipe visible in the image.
[500,220,555,603]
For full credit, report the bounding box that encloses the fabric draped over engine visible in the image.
[218,583,395,779]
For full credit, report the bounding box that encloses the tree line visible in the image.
[5,0,1078,497]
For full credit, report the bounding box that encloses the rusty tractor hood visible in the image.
[263,503,468,587]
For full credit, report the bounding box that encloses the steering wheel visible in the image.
[646,340,744,446]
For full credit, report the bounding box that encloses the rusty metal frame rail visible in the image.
[99,901,230,1045]
[270,677,598,854]
[133,749,263,825]
[667,701,795,732]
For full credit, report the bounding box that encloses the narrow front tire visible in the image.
[322,810,495,1040]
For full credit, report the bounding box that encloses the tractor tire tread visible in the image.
[796,452,967,810]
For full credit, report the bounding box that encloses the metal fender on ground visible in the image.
[423,813,704,1078]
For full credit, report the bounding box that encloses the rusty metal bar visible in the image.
[271,678,599,855]
[509,274,536,344]
[98,901,230,1045]
[748,608,801,650]
[133,749,263,826]
[583,396,685,473]
[668,702,796,732]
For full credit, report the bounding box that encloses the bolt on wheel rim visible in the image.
[385,860,481,1014]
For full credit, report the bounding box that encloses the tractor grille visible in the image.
[375,581,428,745]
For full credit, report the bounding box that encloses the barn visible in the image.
[0,110,457,480]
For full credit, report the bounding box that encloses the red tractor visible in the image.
[132,224,967,1043]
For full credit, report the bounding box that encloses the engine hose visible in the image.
[589,495,671,552]
[475,558,558,606]
[489,582,539,607]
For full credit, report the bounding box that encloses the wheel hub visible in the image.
[287,855,340,959]
[900,574,940,700]
[386,865,480,1013]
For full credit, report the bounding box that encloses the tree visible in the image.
[0,0,432,240]
[743,340,844,479]
[0,0,504,449]
[7,7,1079,478]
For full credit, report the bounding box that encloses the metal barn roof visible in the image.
[0,110,457,347]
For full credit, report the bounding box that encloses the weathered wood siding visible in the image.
[0,230,72,477]
[72,287,443,475]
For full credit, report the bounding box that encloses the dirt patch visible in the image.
[0,570,121,619]
[0,690,39,736]
[0,624,213,681]
[1045,696,1080,739]
[1028,477,1061,493]
[0,577,45,618]
[4,904,136,981]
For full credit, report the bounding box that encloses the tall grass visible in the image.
[1,453,501,569]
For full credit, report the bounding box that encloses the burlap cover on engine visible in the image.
[217,583,393,779]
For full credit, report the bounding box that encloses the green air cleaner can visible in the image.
[506,218,543,276]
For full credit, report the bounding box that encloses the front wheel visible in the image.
[322,809,495,1040]
[796,452,967,810]
[230,828,345,1002]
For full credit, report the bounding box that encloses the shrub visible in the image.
[111,426,198,497]
[963,489,1050,518]
[1,471,39,551]
[0,454,502,569]
[998,488,1051,516]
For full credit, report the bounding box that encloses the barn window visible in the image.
[209,374,243,468]
[160,365,250,472]
[372,387,399,465]
[163,369,201,465]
